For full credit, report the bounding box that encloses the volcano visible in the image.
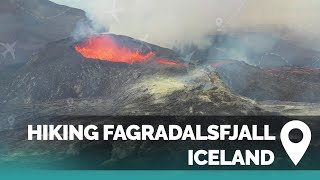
[0,33,267,168]
[0,33,262,117]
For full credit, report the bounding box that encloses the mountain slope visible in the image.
[0,0,86,65]
[0,34,262,117]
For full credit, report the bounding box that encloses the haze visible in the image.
[51,0,320,47]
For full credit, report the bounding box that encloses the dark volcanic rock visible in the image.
[216,60,320,102]
[0,0,86,97]
[0,0,86,66]
[2,34,182,103]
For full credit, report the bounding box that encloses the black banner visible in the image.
[0,116,319,170]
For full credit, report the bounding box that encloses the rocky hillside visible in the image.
[215,60,320,102]
[0,34,262,119]
[0,0,86,65]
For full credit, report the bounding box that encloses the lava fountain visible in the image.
[75,35,155,64]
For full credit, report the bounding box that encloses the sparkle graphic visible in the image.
[105,0,124,23]
[181,51,195,64]
[0,41,16,60]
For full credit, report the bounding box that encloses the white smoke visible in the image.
[50,0,246,48]
[51,0,320,48]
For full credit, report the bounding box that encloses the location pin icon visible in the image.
[280,120,311,166]
[216,17,223,31]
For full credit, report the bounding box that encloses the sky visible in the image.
[50,0,320,47]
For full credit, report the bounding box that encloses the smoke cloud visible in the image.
[51,0,320,48]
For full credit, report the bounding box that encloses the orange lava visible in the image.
[156,58,179,65]
[75,36,155,64]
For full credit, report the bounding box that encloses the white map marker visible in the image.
[280,120,311,166]
[216,17,223,31]
[216,18,223,27]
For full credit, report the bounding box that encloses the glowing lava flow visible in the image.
[75,36,155,64]
[156,58,179,65]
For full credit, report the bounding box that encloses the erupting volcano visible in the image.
[75,35,155,64]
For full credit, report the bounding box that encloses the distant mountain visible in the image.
[215,60,320,102]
